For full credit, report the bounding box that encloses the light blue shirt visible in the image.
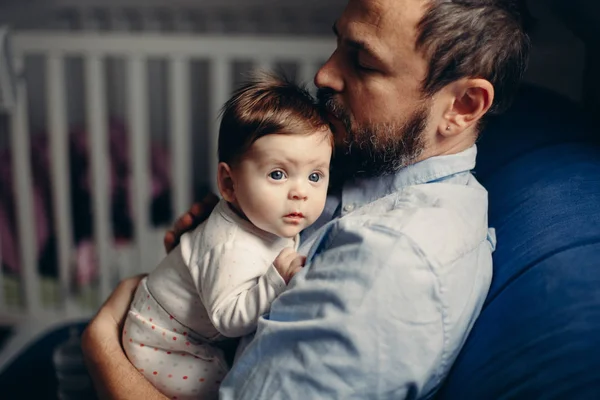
[220,145,495,399]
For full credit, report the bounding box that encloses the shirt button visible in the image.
[343,204,355,212]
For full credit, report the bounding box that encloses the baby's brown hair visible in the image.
[218,71,331,166]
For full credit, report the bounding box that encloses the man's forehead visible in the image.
[343,0,425,34]
[348,0,385,29]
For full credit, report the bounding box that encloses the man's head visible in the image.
[316,0,530,177]
[217,73,333,238]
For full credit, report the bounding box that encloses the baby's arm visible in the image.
[195,244,302,338]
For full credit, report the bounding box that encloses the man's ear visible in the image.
[439,78,494,136]
[217,162,236,203]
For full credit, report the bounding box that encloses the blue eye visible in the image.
[269,170,285,180]
[309,173,320,182]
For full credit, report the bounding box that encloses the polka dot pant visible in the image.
[123,279,229,400]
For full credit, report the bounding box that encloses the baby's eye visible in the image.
[269,170,285,180]
[308,173,321,183]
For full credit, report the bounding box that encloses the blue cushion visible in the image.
[437,85,600,398]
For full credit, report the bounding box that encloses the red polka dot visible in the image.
[147,306,151,310]
[147,295,150,299]
[152,326,155,330]
[169,315,174,320]
[183,332,187,336]
[173,328,177,332]
[168,374,172,378]
[139,369,144,372]
[153,371,158,375]
[181,354,186,357]
[154,348,158,352]
[185,342,190,346]
[124,330,127,334]
[129,338,133,342]
[167,352,172,355]
[140,344,144,347]
[173,337,177,341]
[149,318,153,322]
[199,378,205,382]
[183,376,188,380]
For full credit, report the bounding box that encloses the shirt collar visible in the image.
[341,145,477,211]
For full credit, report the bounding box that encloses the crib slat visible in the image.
[107,10,129,120]
[169,57,191,216]
[85,55,112,302]
[47,54,74,311]
[10,59,41,314]
[13,33,337,60]
[208,57,231,194]
[127,56,150,273]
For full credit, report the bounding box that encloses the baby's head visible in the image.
[217,72,333,238]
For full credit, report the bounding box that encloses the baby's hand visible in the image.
[273,248,306,284]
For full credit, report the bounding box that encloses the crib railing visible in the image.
[2,31,334,323]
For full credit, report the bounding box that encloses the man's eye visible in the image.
[269,170,285,180]
[355,59,374,72]
[309,173,321,183]
[351,52,375,73]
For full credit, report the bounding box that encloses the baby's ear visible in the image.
[217,162,236,203]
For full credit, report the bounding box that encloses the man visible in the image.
[82,0,530,398]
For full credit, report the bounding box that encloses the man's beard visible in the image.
[317,88,428,180]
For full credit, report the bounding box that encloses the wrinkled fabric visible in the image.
[221,145,495,399]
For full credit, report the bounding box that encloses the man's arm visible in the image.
[220,220,446,399]
[81,276,168,400]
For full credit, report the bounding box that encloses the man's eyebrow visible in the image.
[332,21,386,65]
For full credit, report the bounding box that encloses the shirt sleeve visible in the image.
[195,243,288,338]
[219,220,446,399]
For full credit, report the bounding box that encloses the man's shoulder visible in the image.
[330,183,490,265]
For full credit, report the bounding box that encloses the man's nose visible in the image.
[314,49,344,93]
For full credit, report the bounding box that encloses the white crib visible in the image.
[0,23,334,369]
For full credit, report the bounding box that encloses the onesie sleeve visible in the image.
[193,243,288,338]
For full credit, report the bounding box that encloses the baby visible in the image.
[122,72,333,400]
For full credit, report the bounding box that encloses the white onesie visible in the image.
[123,199,297,400]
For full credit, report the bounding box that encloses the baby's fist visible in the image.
[274,248,306,284]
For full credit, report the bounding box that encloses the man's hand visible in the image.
[81,274,168,400]
[81,274,144,366]
[274,248,306,284]
[164,193,219,253]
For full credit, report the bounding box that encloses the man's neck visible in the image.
[417,130,478,164]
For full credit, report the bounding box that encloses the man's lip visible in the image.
[325,110,340,122]
[325,111,344,134]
